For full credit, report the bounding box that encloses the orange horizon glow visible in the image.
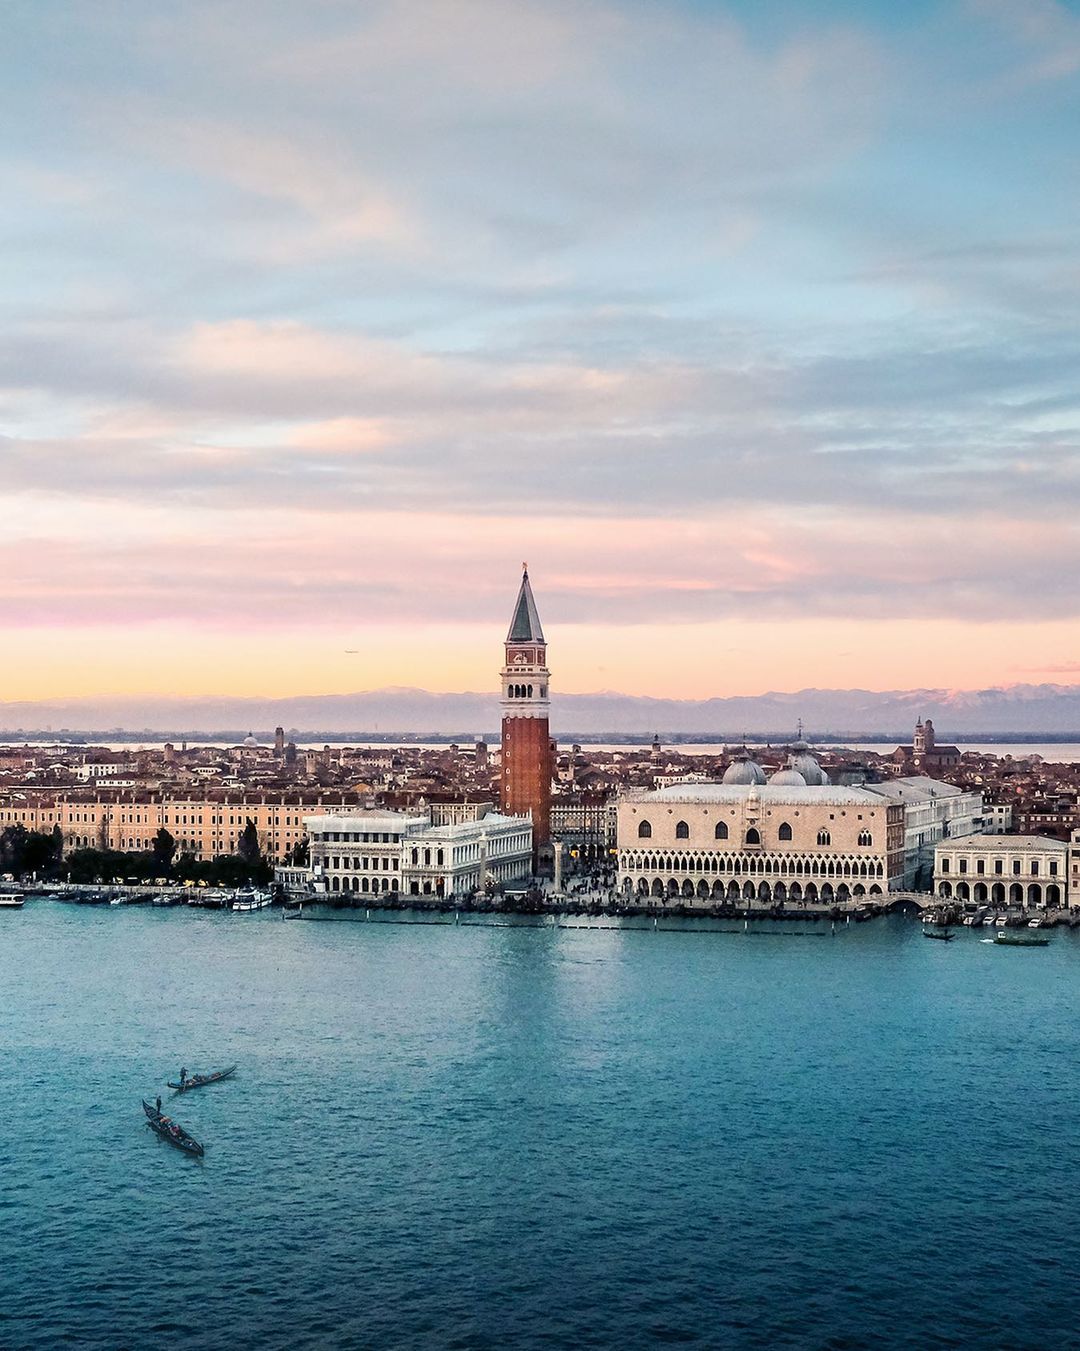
[3,617,1079,705]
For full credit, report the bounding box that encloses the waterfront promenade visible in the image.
[16,879,1075,931]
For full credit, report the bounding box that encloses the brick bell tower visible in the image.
[500,564,552,857]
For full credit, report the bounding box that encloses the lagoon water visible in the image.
[4,904,1080,1350]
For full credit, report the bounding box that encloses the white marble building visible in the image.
[935,835,1067,909]
[303,806,532,901]
[617,746,906,907]
[860,777,983,889]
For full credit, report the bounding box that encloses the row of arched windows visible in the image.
[508,683,535,699]
[638,819,872,848]
[623,852,885,879]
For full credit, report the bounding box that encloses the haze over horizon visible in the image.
[7,678,1080,738]
[5,0,1080,701]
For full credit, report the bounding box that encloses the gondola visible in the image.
[924,930,954,942]
[167,1064,237,1093]
[142,1100,205,1157]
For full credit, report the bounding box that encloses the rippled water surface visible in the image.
[3,904,1080,1350]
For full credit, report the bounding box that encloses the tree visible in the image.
[23,827,63,877]
[237,819,272,884]
[0,825,30,875]
[0,825,64,879]
[288,838,309,867]
[152,827,177,873]
[238,819,262,867]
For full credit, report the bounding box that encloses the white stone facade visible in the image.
[306,809,416,897]
[935,834,1067,909]
[617,783,905,907]
[304,807,532,901]
[401,813,532,898]
[861,777,983,889]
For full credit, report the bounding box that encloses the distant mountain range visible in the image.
[3,683,1080,739]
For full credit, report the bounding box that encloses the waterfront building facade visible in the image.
[860,776,983,889]
[0,792,367,862]
[499,567,552,851]
[617,780,905,907]
[935,835,1067,908]
[303,807,532,900]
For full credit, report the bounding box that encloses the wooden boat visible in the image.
[994,931,1050,948]
[142,1100,204,1157]
[167,1064,237,1093]
[924,930,954,942]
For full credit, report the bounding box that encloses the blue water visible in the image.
[3,905,1080,1350]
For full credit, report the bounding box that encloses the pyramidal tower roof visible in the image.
[507,565,545,643]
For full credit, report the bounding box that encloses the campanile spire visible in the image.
[500,565,552,856]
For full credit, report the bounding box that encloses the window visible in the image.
[959,859,967,874]
[1050,861,1058,876]
[675,820,689,839]
[994,860,1003,875]
[976,860,985,875]
[778,822,793,842]
[1031,861,1039,877]
[638,820,652,839]
[941,859,950,873]
[857,830,872,847]
[817,829,831,847]
[745,827,761,846]
[1013,860,1021,875]
[714,821,728,840]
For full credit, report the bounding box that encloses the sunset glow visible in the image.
[5,0,1080,707]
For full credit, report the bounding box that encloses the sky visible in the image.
[3,0,1080,704]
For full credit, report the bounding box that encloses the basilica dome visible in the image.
[243,732,258,748]
[791,752,828,786]
[769,768,808,787]
[722,753,767,786]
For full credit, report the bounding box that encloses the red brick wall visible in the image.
[501,716,551,847]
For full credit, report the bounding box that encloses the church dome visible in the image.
[723,754,767,786]
[769,768,808,787]
[243,732,258,748]
[791,753,828,786]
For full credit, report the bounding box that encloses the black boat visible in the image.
[167,1064,237,1093]
[142,1100,204,1157]
[924,929,954,942]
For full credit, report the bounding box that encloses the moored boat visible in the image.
[924,929,954,942]
[142,1100,205,1157]
[994,931,1050,948]
[167,1064,237,1093]
[0,892,25,909]
[233,888,272,912]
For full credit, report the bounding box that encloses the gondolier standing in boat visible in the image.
[156,1096,162,1113]
[179,1067,187,1086]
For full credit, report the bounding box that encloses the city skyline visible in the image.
[5,0,1080,701]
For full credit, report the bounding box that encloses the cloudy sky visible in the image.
[4,0,1079,703]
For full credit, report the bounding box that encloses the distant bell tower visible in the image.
[913,716,927,758]
[500,565,552,854]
